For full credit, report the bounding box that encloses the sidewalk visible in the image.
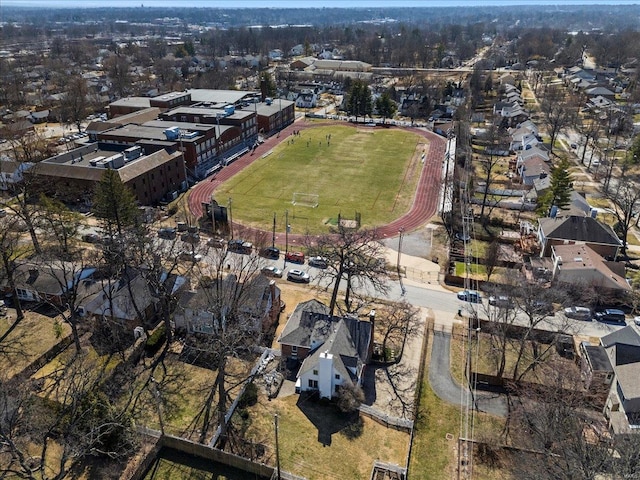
[383,246,449,292]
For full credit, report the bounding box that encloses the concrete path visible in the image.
[429,330,508,417]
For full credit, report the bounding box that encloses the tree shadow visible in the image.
[296,392,362,446]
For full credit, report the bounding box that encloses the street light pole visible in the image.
[272,212,276,248]
[285,209,289,255]
[397,228,405,295]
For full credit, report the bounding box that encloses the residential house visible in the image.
[578,341,614,402]
[278,299,332,360]
[601,325,640,434]
[279,300,373,399]
[537,215,623,258]
[517,145,550,164]
[550,244,631,293]
[295,89,318,109]
[173,274,281,335]
[0,157,33,191]
[585,86,616,100]
[297,317,372,399]
[9,262,96,306]
[518,155,550,185]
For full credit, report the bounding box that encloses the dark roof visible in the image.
[539,215,621,246]
[278,299,331,346]
[584,345,613,372]
[601,325,640,349]
[13,263,67,295]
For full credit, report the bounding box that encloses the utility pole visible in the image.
[274,414,281,480]
[397,227,405,295]
[272,212,276,248]
[228,197,233,239]
[285,209,289,255]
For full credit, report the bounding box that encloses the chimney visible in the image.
[367,309,376,362]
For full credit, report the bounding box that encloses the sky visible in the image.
[2,0,638,7]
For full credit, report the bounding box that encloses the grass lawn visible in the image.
[409,326,505,480]
[455,261,487,277]
[244,393,409,480]
[0,311,71,379]
[129,356,249,441]
[216,124,426,234]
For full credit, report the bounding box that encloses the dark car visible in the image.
[594,309,626,324]
[157,227,177,240]
[228,239,253,254]
[82,233,102,244]
[207,237,225,248]
[285,251,305,264]
[260,247,280,260]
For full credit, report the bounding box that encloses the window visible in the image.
[308,379,318,389]
[335,374,340,380]
[313,369,318,376]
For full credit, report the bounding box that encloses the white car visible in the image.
[261,266,283,278]
[287,269,310,283]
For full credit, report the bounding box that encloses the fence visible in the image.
[359,404,414,433]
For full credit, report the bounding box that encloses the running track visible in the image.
[188,120,447,242]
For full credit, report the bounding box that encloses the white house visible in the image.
[296,317,372,399]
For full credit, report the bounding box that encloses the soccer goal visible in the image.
[292,192,319,208]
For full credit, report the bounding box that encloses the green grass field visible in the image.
[217,124,427,234]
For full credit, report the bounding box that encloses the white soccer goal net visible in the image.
[292,192,319,208]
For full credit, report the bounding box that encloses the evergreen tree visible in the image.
[346,80,372,121]
[537,158,573,216]
[93,169,138,236]
[260,71,277,98]
[375,92,397,123]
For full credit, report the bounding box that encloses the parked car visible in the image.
[634,316,640,326]
[564,306,592,321]
[308,256,328,269]
[0,209,6,218]
[488,295,513,308]
[455,232,471,242]
[261,266,283,278]
[181,232,200,244]
[81,233,102,243]
[260,246,280,260]
[570,143,577,149]
[594,309,626,324]
[207,237,225,248]
[157,227,177,240]
[457,290,482,303]
[228,239,253,254]
[285,251,305,264]
[287,269,310,283]
[178,251,203,263]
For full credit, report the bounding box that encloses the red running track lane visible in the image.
[188,122,447,243]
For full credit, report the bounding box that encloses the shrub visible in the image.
[145,324,166,355]
[239,382,258,408]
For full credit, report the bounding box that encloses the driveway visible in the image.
[362,308,429,420]
[429,330,507,417]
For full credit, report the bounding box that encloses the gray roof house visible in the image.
[279,300,373,399]
[601,325,640,435]
[537,215,622,258]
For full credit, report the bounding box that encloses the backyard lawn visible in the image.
[0,311,71,379]
[244,392,410,480]
[216,124,426,234]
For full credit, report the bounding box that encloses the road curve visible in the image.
[187,120,446,242]
[429,330,507,417]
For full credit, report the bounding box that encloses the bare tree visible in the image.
[307,226,389,316]
[540,88,575,154]
[604,178,640,258]
[375,301,421,361]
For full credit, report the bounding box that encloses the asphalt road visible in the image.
[429,330,508,417]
